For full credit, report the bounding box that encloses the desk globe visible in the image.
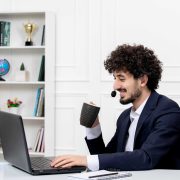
[0,59,10,81]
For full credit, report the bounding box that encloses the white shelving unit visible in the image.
[0,12,55,158]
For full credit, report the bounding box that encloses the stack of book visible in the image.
[33,88,44,117]
[33,127,44,153]
[0,21,11,46]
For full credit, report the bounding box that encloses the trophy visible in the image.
[24,22,36,46]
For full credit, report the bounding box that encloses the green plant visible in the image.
[7,98,22,108]
[20,63,25,71]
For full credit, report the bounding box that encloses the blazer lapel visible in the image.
[118,114,131,151]
[134,91,159,144]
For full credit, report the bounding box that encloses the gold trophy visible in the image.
[24,22,36,46]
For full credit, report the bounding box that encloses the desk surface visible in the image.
[0,163,180,180]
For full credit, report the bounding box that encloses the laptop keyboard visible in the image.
[30,157,86,173]
[30,157,54,169]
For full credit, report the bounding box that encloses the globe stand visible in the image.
[0,76,5,81]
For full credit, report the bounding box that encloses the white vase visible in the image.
[15,71,28,81]
[9,107,19,114]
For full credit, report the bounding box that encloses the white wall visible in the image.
[1,0,180,156]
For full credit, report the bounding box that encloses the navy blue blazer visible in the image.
[85,91,180,170]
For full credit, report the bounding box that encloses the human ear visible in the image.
[140,75,148,87]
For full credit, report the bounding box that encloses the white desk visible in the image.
[0,163,180,180]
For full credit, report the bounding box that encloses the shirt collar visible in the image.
[130,96,149,122]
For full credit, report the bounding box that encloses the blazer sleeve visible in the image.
[85,109,129,154]
[85,131,119,155]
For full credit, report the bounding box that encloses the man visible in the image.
[51,44,180,171]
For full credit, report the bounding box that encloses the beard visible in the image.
[119,88,142,105]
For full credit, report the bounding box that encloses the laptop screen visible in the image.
[0,111,32,173]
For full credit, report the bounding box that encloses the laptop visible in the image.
[0,111,86,175]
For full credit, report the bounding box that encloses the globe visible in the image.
[0,59,10,81]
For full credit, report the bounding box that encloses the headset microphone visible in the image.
[111,90,116,97]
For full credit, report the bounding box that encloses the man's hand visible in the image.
[50,155,87,168]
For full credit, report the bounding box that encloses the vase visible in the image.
[9,107,19,114]
[15,71,28,81]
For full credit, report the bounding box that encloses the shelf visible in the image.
[0,81,45,85]
[23,117,45,121]
[0,46,45,50]
[0,11,45,16]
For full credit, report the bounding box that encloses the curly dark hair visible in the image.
[104,44,163,90]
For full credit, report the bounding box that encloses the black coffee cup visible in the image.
[80,103,100,128]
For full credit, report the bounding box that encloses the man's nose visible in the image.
[113,79,120,90]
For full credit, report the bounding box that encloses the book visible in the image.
[33,128,41,152]
[40,132,45,152]
[36,127,44,152]
[0,21,10,46]
[33,88,41,116]
[0,21,5,46]
[38,55,45,81]
[3,21,11,46]
[41,25,45,46]
[36,88,44,117]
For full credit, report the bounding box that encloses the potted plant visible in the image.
[15,62,28,81]
[7,98,22,114]
[20,62,25,71]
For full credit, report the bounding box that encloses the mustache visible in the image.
[117,88,127,92]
